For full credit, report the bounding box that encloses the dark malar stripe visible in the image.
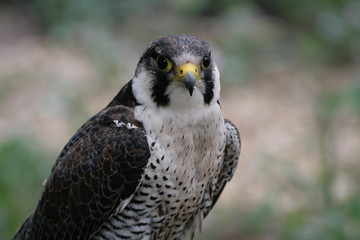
[151,72,170,107]
[203,68,214,104]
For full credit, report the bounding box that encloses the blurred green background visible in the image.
[1,0,360,239]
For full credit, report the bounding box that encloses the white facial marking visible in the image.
[132,70,158,109]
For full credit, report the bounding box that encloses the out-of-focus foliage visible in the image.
[0,137,52,240]
[14,0,161,35]
[252,0,360,65]
[1,0,360,239]
[8,0,360,66]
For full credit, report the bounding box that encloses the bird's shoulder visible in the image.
[203,118,241,218]
[27,104,151,239]
[223,118,241,177]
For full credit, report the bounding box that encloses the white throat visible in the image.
[134,102,226,180]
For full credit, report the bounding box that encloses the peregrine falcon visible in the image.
[13,34,241,240]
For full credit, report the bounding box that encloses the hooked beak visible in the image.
[174,63,200,96]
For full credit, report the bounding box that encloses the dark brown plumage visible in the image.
[14,105,150,239]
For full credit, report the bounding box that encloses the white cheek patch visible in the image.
[212,63,221,102]
[113,120,138,129]
[132,71,157,109]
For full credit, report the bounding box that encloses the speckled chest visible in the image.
[137,105,226,236]
[96,105,226,240]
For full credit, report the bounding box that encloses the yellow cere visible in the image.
[177,63,200,79]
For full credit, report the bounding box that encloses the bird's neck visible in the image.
[134,103,226,181]
[134,102,221,133]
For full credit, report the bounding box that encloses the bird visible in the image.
[13,34,241,240]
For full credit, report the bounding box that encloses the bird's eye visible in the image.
[201,55,211,69]
[156,55,173,72]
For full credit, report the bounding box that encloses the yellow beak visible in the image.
[174,63,200,96]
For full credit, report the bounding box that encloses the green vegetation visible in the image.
[0,137,52,239]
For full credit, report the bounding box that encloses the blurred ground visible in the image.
[1,1,360,240]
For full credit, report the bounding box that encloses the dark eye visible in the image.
[156,55,173,72]
[201,55,211,69]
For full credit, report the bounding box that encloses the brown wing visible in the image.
[13,105,150,240]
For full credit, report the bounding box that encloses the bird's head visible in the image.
[132,34,220,110]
